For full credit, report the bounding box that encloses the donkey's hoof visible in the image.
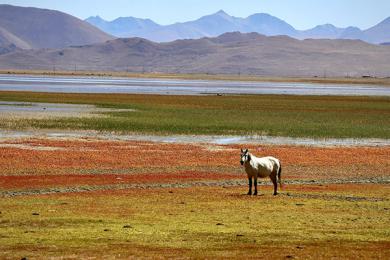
[247,192,252,195]
[253,192,258,196]
[273,192,278,196]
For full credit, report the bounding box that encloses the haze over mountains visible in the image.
[0,4,389,78]
[86,10,390,44]
[1,32,389,77]
[0,4,113,52]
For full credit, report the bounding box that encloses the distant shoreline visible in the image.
[1,70,390,86]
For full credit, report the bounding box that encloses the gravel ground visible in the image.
[1,176,389,198]
[0,101,135,119]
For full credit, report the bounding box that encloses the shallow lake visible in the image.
[0,75,389,96]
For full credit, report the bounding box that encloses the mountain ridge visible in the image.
[86,10,389,44]
[1,31,389,78]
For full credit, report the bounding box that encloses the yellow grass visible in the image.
[0,184,389,259]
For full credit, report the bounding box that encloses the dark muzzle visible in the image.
[240,160,244,165]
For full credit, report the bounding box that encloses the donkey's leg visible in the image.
[270,172,278,195]
[247,177,252,195]
[253,176,258,195]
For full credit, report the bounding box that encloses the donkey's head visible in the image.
[240,149,251,165]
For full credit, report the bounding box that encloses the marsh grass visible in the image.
[0,92,389,138]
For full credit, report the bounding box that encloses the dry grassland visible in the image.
[0,138,389,259]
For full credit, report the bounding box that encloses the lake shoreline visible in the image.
[1,70,390,86]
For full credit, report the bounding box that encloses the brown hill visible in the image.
[0,32,389,77]
[0,4,114,49]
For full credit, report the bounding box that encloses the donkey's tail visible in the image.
[278,162,283,189]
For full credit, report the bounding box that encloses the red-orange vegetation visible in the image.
[1,139,388,187]
[0,171,239,190]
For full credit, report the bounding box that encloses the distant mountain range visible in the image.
[0,5,389,78]
[0,4,113,51]
[1,32,389,77]
[86,10,390,44]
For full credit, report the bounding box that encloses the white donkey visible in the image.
[240,149,282,195]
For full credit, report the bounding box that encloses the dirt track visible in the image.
[1,177,389,198]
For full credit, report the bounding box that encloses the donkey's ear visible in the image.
[245,149,248,153]
[241,149,244,153]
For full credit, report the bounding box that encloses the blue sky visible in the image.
[1,0,389,29]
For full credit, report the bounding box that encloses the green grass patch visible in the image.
[0,91,389,138]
